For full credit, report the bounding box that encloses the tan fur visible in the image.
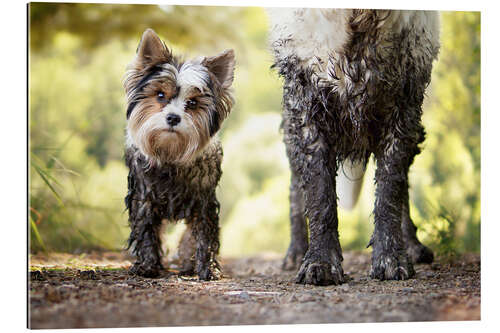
[124,29,234,166]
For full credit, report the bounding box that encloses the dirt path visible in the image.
[28,251,480,328]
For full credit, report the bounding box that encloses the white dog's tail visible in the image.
[336,159,366,210]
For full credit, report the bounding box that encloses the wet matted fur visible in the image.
[123,29,235,280]
[268,9,439,285]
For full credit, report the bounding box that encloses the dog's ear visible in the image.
[136,29,172,67]
[202,49,235,89]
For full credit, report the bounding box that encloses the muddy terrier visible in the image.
[268,9,439,285]
[123,29,235,280]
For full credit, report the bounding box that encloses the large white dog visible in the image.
[268,9,439,285]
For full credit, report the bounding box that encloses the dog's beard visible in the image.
[146,129,197,165]
[128,104,211,165]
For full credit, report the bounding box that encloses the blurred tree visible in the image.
[29,3,246,53]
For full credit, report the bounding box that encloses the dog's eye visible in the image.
[186,99,198,109]
[157,92,168,103]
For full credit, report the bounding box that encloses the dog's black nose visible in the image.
[166,113,181,127]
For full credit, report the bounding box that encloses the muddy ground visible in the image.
[28,251,480,329]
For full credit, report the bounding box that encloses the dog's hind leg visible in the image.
[282,170,308,270]
[401,187,434,264]
[176,224,196,275]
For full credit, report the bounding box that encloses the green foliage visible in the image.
[29,4,480,257]
[411,11,481,254]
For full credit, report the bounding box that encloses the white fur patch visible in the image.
[177,62,209,93]
[267,8,351,69]
[162,99,192,133]
[267,9,440,72]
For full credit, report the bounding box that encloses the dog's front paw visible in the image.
[295,253,344,286]
[197,265,221,281]
[282,243,307,271]
[407,242,434,264]
[370,251,415,280]
[129,261,162,278]
[196,258,222,281]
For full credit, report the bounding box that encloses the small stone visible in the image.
[339,284,350,292]
[79,270,97,280]
[30,270,46,281]
[239,291,251,300]
[45,288,62,303]
[431,263,440,271]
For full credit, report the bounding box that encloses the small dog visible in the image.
[268,9,439,285]
[123,29,235,280]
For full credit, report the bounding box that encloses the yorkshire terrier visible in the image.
[123,29,235,280]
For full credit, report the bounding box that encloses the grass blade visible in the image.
[30,216,47,253]
[31,159,64,206]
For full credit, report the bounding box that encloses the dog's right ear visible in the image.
[136,29,172,68]
[202,49,235,89]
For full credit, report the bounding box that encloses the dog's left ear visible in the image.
[202,49,235,89]
[136,29,172,68]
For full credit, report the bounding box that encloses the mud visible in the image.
[28,251,480,328]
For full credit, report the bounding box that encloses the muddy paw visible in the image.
[196,259,222,281]
[282,244,307,271]
[407,243,434,264]
[197,265,221,281]
[295,258,344,286]
[129,261,162,278]
[370,252,415,281]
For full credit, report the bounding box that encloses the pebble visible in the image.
[79,270,97,280]
[239,291,251,300]
[339,284,350,292]
[30,270,46,281]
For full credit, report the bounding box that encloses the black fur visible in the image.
[272,10,439,285]
[125,143,223,280]
[208,109,221,137]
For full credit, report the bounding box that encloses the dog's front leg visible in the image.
[125,156,164,278]
[285,119,344,285]
[294,146,344,286]
[190,197,221,281]
[370,137,416,280]
[127,199,164,278]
